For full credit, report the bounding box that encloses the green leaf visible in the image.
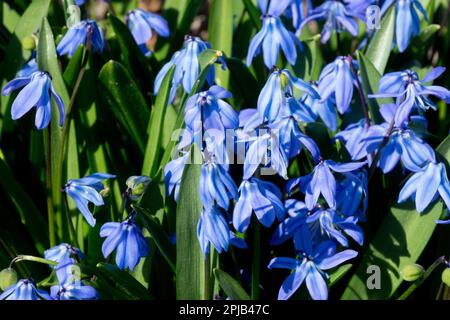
[226,57,259,108]
[134,204,176,273]
[37,17,71,240]
[341,136,450,299]
[96,262,153,299]
[329,264,353,287]
[365,6,395,74]
[292,35,324,82]
[214,268,250,300]
[142,65,175,178]
[98,60,150,154]
[208,0,233,89]
[176,145,205,299]
[0,149,48,253]
[356,51,387,124]
[242,0,261,29]
[108,14,153,94]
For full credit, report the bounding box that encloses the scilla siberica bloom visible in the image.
[268,240,357,300]
[0,279,51,300]
[287,159,366,210]
[398,161,450,213]
[318,56,358,114]
[126,9,169,57]
[336,171,368,221]
[369,68,450,127]
[100,214,149,270]
[257,0,313,29]
[154,36,220,103]
[302,83,338,131]
[233,178,285,232]
[57,19,104,57]
[50,257,98,300]
[2,71,65,129]
[381,0,427,52]
[246,3,302,69]
[44,243,84,264]
[297,0,361,44]
[257,68,319,122]
[17,57,38,78]
[185,85,239,137]
[197,205,231,255]
[63,173,116,227]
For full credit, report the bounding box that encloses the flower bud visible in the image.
[0,268,18,290]
[21,36,36,50]
[126,175,151,201]
[401,264,425,282]
[441,268,450,286]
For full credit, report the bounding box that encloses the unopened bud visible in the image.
[0,268,18,290]
[21,36,36,50]
[441,268,450,286]
[126,175,151,201]
[401,264,425,282]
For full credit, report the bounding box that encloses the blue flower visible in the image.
[398,162,450,213]
[197,205,231,255]
[57,19,104,57]
[257,68,319,122]
[242,130,289,180]
[126,9,169,57]
[17,57,38,78]
[336,171,368,221]
[100,215,150,271]
[2,71,65,130]
[302,83,338,131]
[64,173,116,227]
[381,0,427,52]
[297,0,360,43]
[44,243,84,265]
[287,159,366,210]
[369,68,450,126]
[258,0,312,29]
[154,36,219,103]
[50,257,98,300]
[200,162,238,210]
[246,14,302,68]
[164,153,189,201]
[318,56,358,114]
[0,279,51,300]
[185,85,239,136]
[75,0,85,5]
[233,178,285,232]
[268,241,357,300]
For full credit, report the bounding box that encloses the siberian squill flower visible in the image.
[50,257,98,300]
[63,173,116,227]
[398,162,450,213]
[185,85,239,137]
[233,178,285,232]
[287,159,366,210]
[154,36,220,103]
[200,161,238,211]
[57,19,104,57]
[164,152,189,201]
[302,83,338,131]
[336,171,368,220]
[258,0,313,29]
[269,95,319,160]
[17,57,38,78]
[369,68,450,126]
[126,175,151,201]
[44,243,84,264]
[381,0,427,52]
[257,68,319,122]
[318,56,358,114]
[268,240,358,300]
[126,9,169,57]
[197,205,231,255]
[0,279,51,300]
[297,0,360,43]
[100,214,150,270]
[2,71,65,129]
[246,10,302,68]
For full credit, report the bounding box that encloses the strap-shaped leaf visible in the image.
[214,268,250,300]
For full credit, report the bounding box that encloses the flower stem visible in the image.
[398,256,446,300]
[204,251,212,300]
[63,192,79,248]
[348,56,371,126]
[251,217,261,300]
[368,119,395,180]
[44,127,56,247]
[9,255,58,269]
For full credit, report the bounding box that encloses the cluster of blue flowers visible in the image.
[2,0,450,301]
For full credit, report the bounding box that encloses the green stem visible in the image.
[9,255,58,268]
[63,192,79,248]
[44,128,56,247]
[120,191,128,220]
[398,256,446,300]
[251,218,261,300]
[204,251,211,300]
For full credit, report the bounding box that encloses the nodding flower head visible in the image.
[57,19,104,57]
[0,278,52,300]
